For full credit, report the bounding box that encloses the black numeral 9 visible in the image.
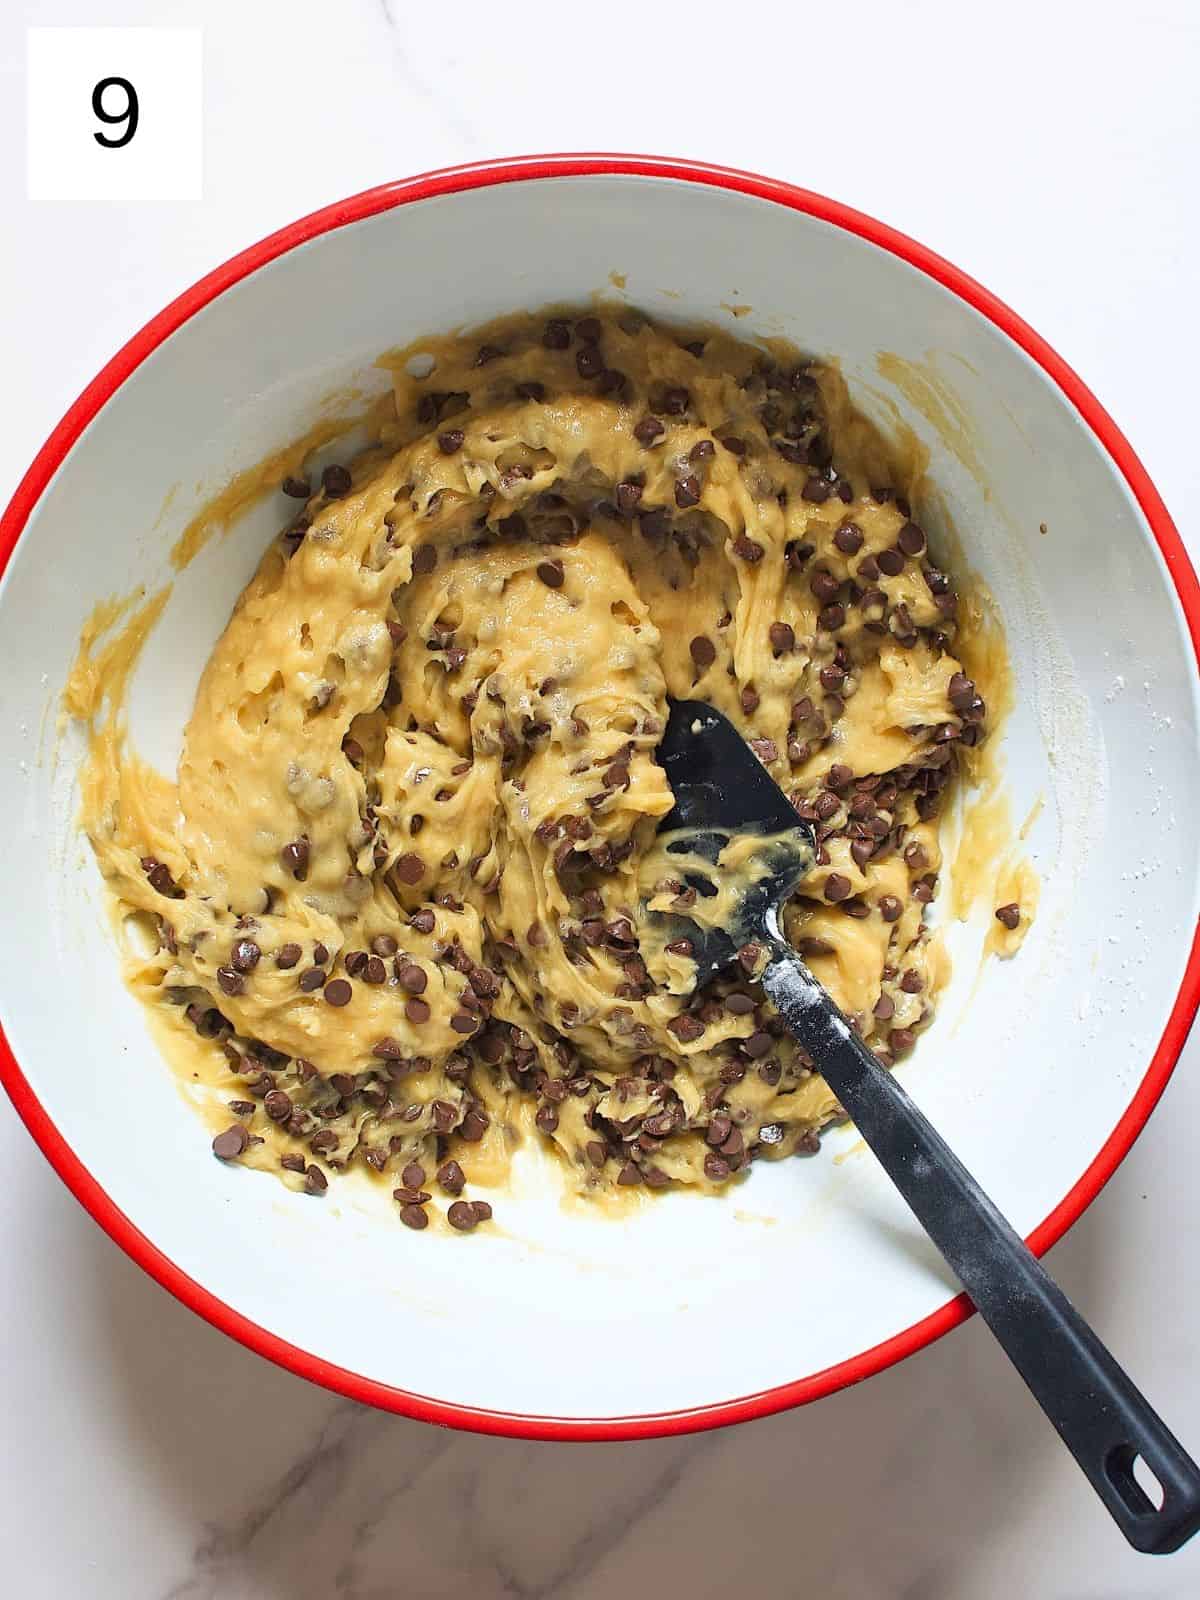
[92,77,139,149]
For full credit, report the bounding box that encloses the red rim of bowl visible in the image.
[2,153,1198,1441]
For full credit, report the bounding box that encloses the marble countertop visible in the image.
[3,1,1199,1594]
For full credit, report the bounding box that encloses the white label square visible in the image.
[27,28,203,203]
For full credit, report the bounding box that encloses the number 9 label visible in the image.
[27,28,202,202]
[92,77,140,149]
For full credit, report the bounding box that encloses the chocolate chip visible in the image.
[403,997,430,1024]
[322,464,352,498]
[615,479,644,516]
[617,1162,642,1187]
[212,1124,249,1160]
[818,603,846,631]
[879,895,903,922]
[460,1107,489,1142]
[660,386,690,415]
[437,429,464,454]
[542,318,571,349]
[704,1154,731,1181]
[230,938,260,974]
[802,477,831,503]
[877,548,905,577]
[889,1028,916,1055]
[948,671,977,713]
[732,534,764,562]
[576,316,602,342]
[874,993,895,1020]
[394,852,426,885]
[447,1200,481,1231]
[634,416,665,446]
[769,621,795,654]
[706,1115,732,1147]
[536,1104,559,1135]
[323,979,352,1007]
[737,943,762,974]
[824,873,852,903]
[450,1013,478,1035]
[216,966,244,997]
[834,521,864,555]
[576,345,604,379]
[411,543,437,576]
[265,1089,293,1122]
[675,475,701,509]
[410,908,435,934]
[809,569,840,604]
[690,439,715,461]
[995,902,1021,930]
[536,559,564,588]
[689,635,716,668]
[668,1013,705,1042]
[437,1159,465,1195]
[281,837,309,879]
[725,992,755,1015]
[898,520,926,556]
[399,1203,428,1230]
[719,435,747,456]
[281,475,311,499]
[363,956,387,984]
[396,962,426,995]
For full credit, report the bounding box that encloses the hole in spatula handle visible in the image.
[1106,1444,1166,1514]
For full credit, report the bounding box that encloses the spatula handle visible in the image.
[761,941,1200,1554]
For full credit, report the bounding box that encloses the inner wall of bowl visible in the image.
[1,174,1196,1421]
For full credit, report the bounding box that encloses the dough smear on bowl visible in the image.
[71,308,1027,1225]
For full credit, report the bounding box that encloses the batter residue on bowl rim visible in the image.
[66,306,1035,1232]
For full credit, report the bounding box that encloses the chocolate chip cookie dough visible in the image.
[71,307,1019,1225]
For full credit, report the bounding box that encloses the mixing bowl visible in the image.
[2,155,1197,1439]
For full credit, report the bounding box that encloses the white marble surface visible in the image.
[3,1,1200,1594]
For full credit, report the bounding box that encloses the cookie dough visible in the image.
[74,307,1004,1216]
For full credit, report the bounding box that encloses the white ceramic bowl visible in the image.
[2,155,1198,1439]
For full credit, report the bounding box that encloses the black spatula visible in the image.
[653,698,1200,1554]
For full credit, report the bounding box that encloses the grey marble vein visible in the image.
[375,0,486,152]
